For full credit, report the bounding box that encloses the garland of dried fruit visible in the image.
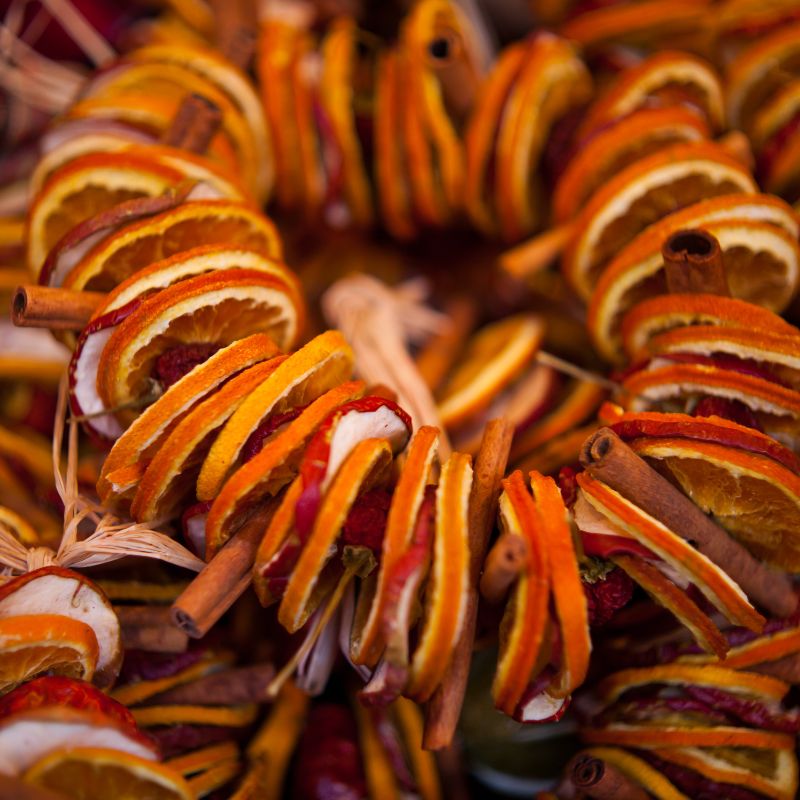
[2,0,800,798]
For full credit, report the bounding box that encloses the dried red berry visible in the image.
[583,567,634,627]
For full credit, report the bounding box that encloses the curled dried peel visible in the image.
[576,473,765,632]
[406,451,472,702]
[492,471,549,714]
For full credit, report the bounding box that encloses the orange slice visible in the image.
[27,152,185,279]
[350,425,440,667]
[580,747,689,800]
[24,747,193,800]
[204,380,365,558]
[97,268,299,418]
[612,554,728,659]
[576,473,765,632]
[98,334,281,507]
[561,142,757,301]
[0,615,99,695]
[131,704,258,728]
[530,470,590,697]
[651,746,797,800]
[492,471,549,714]
[553,107,711,224]
[628,436,800,570]
[620,293,799,363]
[588,206,800,362]
[437,314,544,429]
[127,43,273,202]
[165,742,239,777]
[63,200,282,292]
[679,627,800,671]
[278,438,394,633]
[492,34,592,241]
[197,330,354,503]
[131,358,286,523]
[406,451,472,702]
[582,723,795,750]
[726,21,800,131]
[578,50,725,139]
[597,665,789,707]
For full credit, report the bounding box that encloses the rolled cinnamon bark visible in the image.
[11,285,104,329]
[116,606,189,654]
[568,753,650,800]
[580,428,797,618]
[754,651,800,683]
[149,663,275,705]
[662,228,730,296]
[162,93,223,153]
[171,503,277,638]
[479,532,529,604]
[423,418,513,750]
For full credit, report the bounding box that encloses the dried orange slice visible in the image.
[204,381,365,558]
[27,152,185,279]
[579,747,689,800]
[553,107,710,224]
[576,473,765,632]
[680,627,800,671]
[374,50,416,239]
[578,50,724,139]
[620,293,799,363]
[491,34,592,241]
[587,193,799,363]
[651,745,798,800]
[531,470,590,697]
[63,200,282,292]
[612,554,728,658]
[320,17,373,228]
[560,1,710,55]
[492,471,549,714]
[24,747,193,800]
[350,426,440,666]
[97,269,299,418]
[132,358,286,523]
[165,741,239,778]
[278,438,394,633]
[597,665,789,707]
[126,43,273,202]
[561,141,757,301]
[98,334,282,507]
[132,704,258,728]
[197,331,354,503]
[406,451,472,702]
[727,22,800,131]
[0,615,99,695]
[437,314,544,429]
[628,436,800,570]
[582,723,795,750]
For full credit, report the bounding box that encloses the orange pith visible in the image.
[204,380,366,558]
[629,437,800,569]
[351,426,440,667]
[492,471,549,714]
[0,615,99,695]
[63,200,282,292]
[576,473,765,632]
[278,438,394,633]
[407,451,472,702]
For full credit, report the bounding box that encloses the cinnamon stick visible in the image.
[499,222,575,280]
[428,31,477,123]
[423,418,513,750]
[662,228,730,296]
[171,503,277,638]
[209,0,257,71]
[415,296,476,393]
[754,651,800,683]
[479,532,529,604]
[567,753,649,800]
[116,606,188,654]
[11,285,103,329]
[162,93,223,153]
[580,428,797,618]
[150,663,275,705]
